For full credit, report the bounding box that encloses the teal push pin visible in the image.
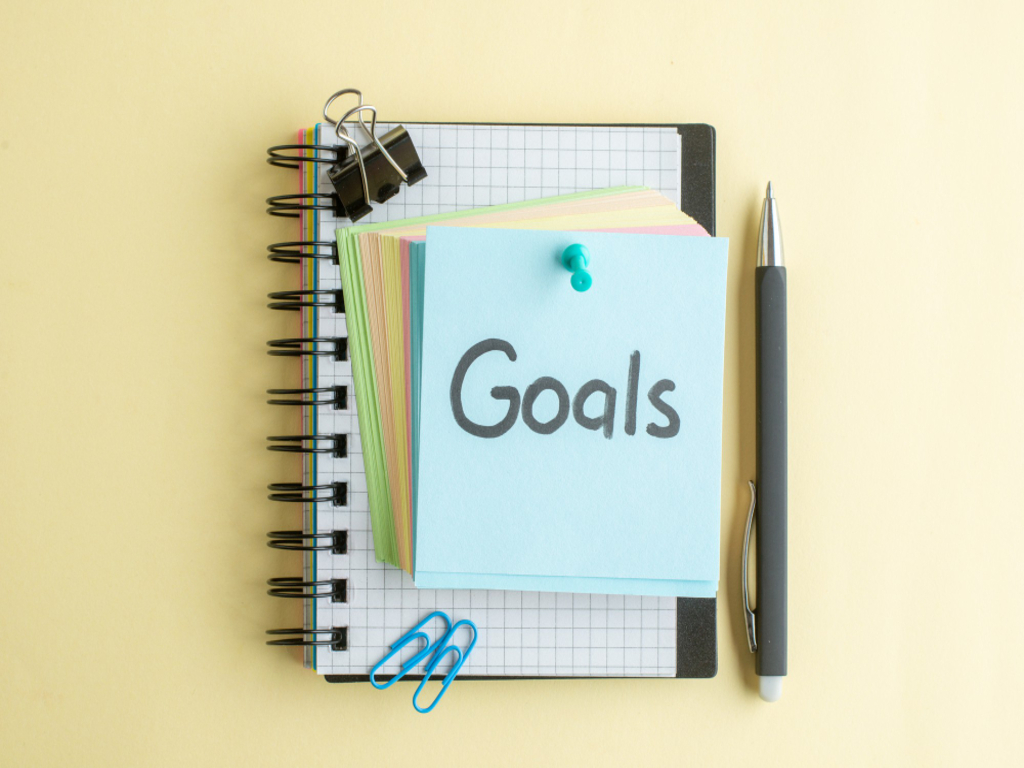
[561,243,592,292]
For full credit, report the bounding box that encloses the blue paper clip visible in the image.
[370,611,452,689]
[412,619,478,714]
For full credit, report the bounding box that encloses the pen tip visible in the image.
[766,181,774,199]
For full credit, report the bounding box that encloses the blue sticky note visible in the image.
[414,227,728,596]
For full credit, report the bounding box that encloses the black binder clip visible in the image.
[322,89,427,222]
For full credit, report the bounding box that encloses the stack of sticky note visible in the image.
[337,187,728,597]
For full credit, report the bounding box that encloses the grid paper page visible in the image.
[306,122,682,677]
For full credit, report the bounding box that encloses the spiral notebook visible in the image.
[266,121,718,680]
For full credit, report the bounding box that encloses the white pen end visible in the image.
[759,676,783,702]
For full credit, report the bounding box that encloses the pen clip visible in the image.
[742,480,757,653]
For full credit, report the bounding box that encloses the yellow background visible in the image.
[2,1,1022,764]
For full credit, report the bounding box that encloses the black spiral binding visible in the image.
[266,628,348,650]
[267,337,347,360]
[266,240,337,264]
[267,577,348,601]
[266,192,345,219]
[265,134,350,652]
[267,482,348,505]
[266,386,347,408]
[267,434,348,458]
[266,144,343,169]
[267,289,344,313]
[267,530,348,553]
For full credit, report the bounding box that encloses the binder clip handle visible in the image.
[332,104,377,214]
[323,88,366,131]
[336,102,408,183]
[332,102,411,205]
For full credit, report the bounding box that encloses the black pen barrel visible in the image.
[755,265,787,677]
